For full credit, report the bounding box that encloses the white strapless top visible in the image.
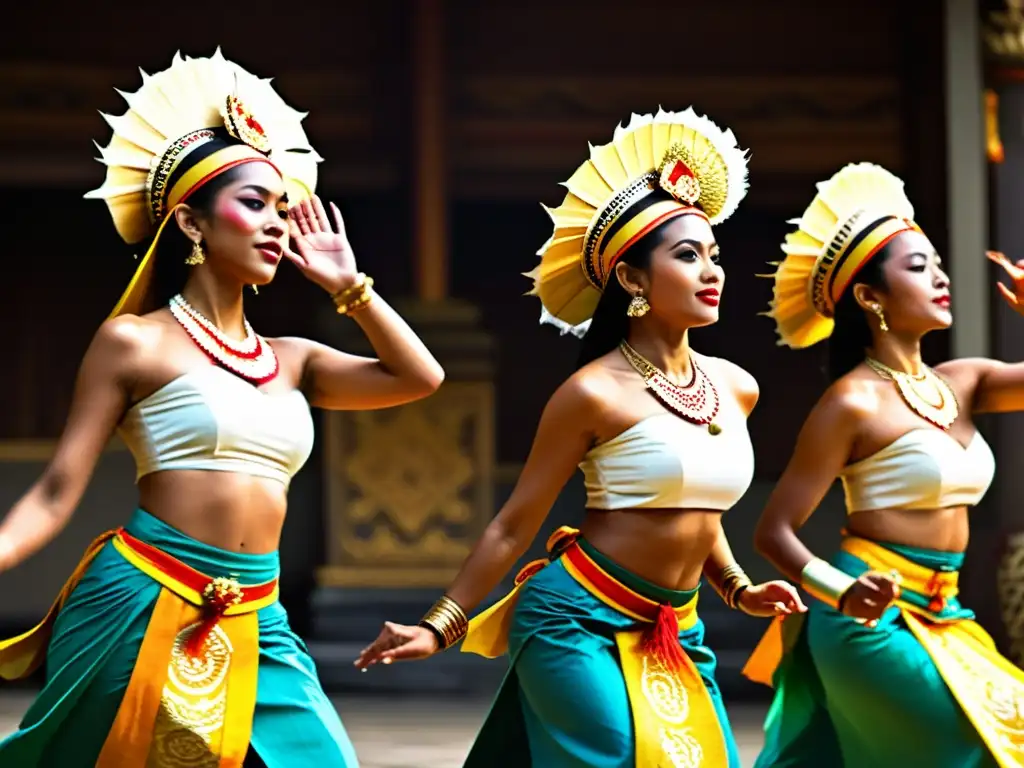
[579,400,754,511]
[117,366,315,487]
[840,428,995,513]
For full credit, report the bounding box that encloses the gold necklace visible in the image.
[864,357,958,430]
[619,342,721,434]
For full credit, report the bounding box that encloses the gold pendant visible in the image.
[708,423,722,436]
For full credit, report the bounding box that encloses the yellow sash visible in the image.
[744,537,1024,768]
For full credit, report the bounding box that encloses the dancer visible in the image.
[357,109,805,767]
[747,162,1024,767]
[0,50,443,767]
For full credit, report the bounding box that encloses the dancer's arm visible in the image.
[285,292,444,411]
[0,317,138,571]
[704,521,806,617]
[753,382,897,621]
[945,250,1024,414]
[354,375,601,668]
[282,196,444,411]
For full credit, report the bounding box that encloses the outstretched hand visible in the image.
[987,250,1024,314]
[285,196,360,295]
[354,622,441,671]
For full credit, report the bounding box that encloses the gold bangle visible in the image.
[332,274,375,315]
[338,292,374,316]
[418,595,469,650]
[719,563,753,610]
[801,557,857,609]
[712,563,752,609]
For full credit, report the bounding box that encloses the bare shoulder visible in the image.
[91,314,164,360]
[810,369,880,428]
[536,354,628,436]
[934,357,991,387]
[262,335,312,363]
[697,354,759,415]
[552,359,617,416]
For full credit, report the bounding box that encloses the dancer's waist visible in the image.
[836,535,972,621]
[124,507,280,584]
[522,527,699,627]
[113,528,278,616]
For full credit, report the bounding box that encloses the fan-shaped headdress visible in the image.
[526,107,749,337]
[764,163,919,348]
[85,49,321,318]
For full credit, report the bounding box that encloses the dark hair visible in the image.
[825,244,893,381]
[575,190,686,369]
[146,165,246,311]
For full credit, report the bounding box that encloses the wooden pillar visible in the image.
[945,0,990,360]
[412,0,449,302]
[983,0,1024,663]
[308,0,500,694]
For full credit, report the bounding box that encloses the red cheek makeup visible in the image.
[215,197,261,234]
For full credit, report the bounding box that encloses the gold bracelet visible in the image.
[720,564,753,610]
[332,274,375,315]
[418,595,469,650]
[801,557,857,609]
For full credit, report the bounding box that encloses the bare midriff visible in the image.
[846,505,970,553]
[138,470,288,554]
[579,507,724,591]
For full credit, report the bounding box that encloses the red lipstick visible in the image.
[256,241,282,264]
[696,288,720,307]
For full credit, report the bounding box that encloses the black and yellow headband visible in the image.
[527,108,749,337]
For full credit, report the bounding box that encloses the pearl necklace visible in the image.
[619,341,721,434]
[171,294,260,357]
[169,294,279,385]
[864,357,958,430]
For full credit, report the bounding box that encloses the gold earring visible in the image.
[871,304,888,332]
[627,295,651,318]
[185,241,205,266]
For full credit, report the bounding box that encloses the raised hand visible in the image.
[737,579,808,617]
[987,250,1024,314]
[285,196,360,295]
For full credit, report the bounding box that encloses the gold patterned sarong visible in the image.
[0,527,278,768]
[745,536,1024,768]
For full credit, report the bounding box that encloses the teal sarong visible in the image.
[754,541,997,768]
[465,538,741,768]
[0,508,357,767]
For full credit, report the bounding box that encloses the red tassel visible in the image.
[183,612,220,658]
[926,574,946,613]
[641,603,687,672]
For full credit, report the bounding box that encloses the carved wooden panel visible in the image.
[319,382,495,587]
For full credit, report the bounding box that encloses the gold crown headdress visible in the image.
[527,108,749,337]
[763,163,918,348]
[85,49,321,318]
